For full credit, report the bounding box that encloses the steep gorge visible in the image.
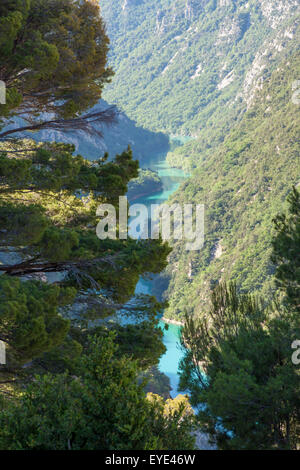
[100,0,300,320]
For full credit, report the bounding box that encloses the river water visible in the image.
[133,150,189,398]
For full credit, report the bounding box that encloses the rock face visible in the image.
[242,17,299,107]
[7,101,169,164]
[156,10,167,35]
[156,0,207,34]
[156,6,184,35]
[102,0,300,136]
[194,430,217,450]
[259,0,300,29]
[215,17,244,46]
[218,0,232,6]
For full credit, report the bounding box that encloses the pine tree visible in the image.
[0,0,114,137]
[178,189,300,449]
[179,280,300,449]
[272,186,300,317]
[0,140,171,368]
[0,1,171,373]
[0,334,195,450]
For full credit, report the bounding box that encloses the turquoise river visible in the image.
[134,147,189,398]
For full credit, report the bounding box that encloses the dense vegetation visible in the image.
[127,169,163,200]
[179,189,300,449]
[102,0,300,135]
[0,0,114,134]
[0,334,195,450]
[0,0,298,451]
[101,0,300,322]
[99,0,300,450]
[0,1,195,450]
[161,54,300,320]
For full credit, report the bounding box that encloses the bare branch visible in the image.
[0,253,120,277]
[0,107,117,140]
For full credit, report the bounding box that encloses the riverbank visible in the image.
[161,317,184,327]
[127,168,163,202]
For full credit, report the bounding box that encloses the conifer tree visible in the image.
[272,187,300,317]
[0,334,195,450]
[179,189,300,449]
[0,0,114,137]
[0,0,171,369]
[0,140,171,368]
[179,282,300,450]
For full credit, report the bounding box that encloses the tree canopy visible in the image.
[0,0,114,137]
[272,186,300,317]
[0,334,195,450]
[179,189,300,450]
[0,0,192,451]
[0,139,171,368]
[0,2,171,374]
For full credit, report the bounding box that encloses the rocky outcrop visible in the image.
[216,12,250,48]
[218,70,235,90]
[156,0,206,34]
[194,430,217,450]
[242,18,299,107]
[156,6,185,35]
[156,10,167,35]
[259,0,299,29]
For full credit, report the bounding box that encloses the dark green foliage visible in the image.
[0,142,138,199]
[0,276,74,366]
[272,187,300,316]
[112,321,166,369]
[0,0,192,451]
[179,283,300,450]
[0,334,195,450]
[0,140,171,367]
[0,0,298,452]
[0,0,113,125]
[179,193,300,449]
[140,366,171,400]
[0,102,170,373]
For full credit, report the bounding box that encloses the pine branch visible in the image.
[0,107,117,139]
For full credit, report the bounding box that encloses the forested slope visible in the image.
[101,0,300,321]
[0,0,298,450]
[102,0,300,137]
[161,54,300,320]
